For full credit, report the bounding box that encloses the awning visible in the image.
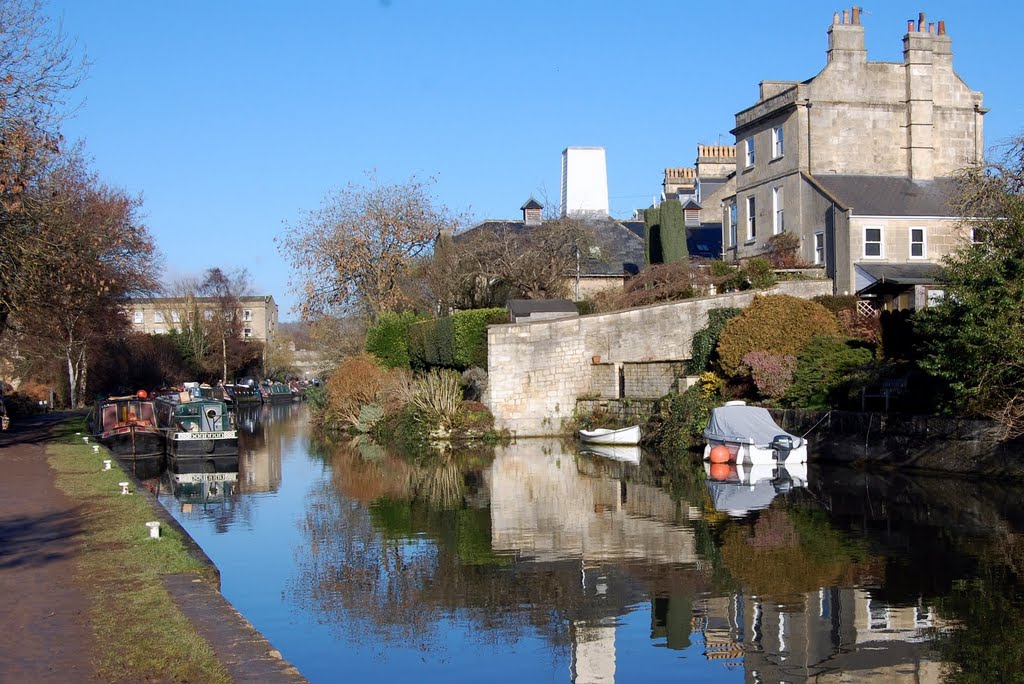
[855,262,944,296]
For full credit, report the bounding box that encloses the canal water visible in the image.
[152,403,1024,683]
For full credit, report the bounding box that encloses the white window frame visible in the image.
[243,309,252,321]
[814,231,825,265]
[243,328,252,339]
[203,309,214,321]
[153,311,164,323]
[772,186,784,234]
[863,226,884,258]
[745,196,756,241]
[154,327,164,335]
[909,226,926,259]
[171,311,181,323]
[728,202,738,247]
[133,310,144,324]
[772,125,784,159]
[744,138,755,168]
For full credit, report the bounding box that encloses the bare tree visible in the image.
[0,0,87,338]
[10,151,159,406]
[278,173,465,321]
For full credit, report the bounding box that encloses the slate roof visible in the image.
[457,215,645,277]
[811,175,960,217]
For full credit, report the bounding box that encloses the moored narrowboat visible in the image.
[155,392,238,459]
[87,393,165,459]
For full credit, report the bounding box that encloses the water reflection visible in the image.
[152,407,1024,683]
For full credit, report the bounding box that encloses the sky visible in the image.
[48,0,1024,320]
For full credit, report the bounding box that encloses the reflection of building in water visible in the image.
[678,588,947,682]
[570,618,616,684]
[237,406,282,494]
[488,441,698,564]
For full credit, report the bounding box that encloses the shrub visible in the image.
[812,294,859,317]
[743,256,776,289]
[689,307,742,374]
[461,367,487,401]
[323,354,386,429]
[411,369,463,432]
[619,262,696,308]
[741,351,798,400]
[764,232,802,268]
[646,382,720,453]
[716,295,843,377]
[452,307,507,369]
[785,336,874,409]
[365,311,425,368]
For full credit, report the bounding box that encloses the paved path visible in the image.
[0,411,307,683]
[0,412,96,682]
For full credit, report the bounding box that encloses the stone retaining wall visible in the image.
[486,280,833,436]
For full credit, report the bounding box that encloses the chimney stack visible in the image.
[827,7,867,64]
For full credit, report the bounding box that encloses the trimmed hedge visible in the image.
[716,295,842,377]
[407,307,508,371]
[365,312,426,368]
[785,335,874,409]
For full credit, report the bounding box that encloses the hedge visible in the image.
[407,307,508,371]
[689,307,742,374]
[365,311,426,368]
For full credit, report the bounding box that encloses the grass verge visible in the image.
[48,417,232,683]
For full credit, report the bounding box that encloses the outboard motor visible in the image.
[772,465,794,494]
[770,434,795,463]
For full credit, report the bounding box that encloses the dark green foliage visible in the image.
[784,335,873,409]
[644,199,689,265]
[365,311,425,368]
[879,309,917,360]
[407,307,506,371]
[452,308,507,369]
[645,383,718,454]
[689,307,742,374]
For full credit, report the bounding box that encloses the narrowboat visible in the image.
[87,393,165,459]
[259,380,294,404]
[155,392,238,460]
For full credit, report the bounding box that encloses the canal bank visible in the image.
[0,411,305,682]
[580,398,1024,478]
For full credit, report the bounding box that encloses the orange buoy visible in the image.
[137,389,148,399]
[709,444,732,463]
[709,463,734,480]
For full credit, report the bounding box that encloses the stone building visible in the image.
[723,8,985,307]
[125,295,278,345]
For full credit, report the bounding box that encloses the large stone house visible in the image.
[722,8,985,309]
[125,295,278,345]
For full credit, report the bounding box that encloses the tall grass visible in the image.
[411,369,462,432]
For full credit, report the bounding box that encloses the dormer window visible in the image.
[521,197,543,226]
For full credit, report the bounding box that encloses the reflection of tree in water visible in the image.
[292,437,712,653]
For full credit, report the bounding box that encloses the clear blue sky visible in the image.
[48,0,1024,320]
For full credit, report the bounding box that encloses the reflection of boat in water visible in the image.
[579,425,641,445]
[166,454,238,505]
[704,461,808,517]
[703,401,807,465]
[579,443,641,464]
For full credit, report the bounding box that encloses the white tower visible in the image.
[560,146,609,218]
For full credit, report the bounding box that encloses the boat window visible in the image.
[102,405,116,426]
[139,403,156,423]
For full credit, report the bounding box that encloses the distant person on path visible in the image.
[0,393,8,431]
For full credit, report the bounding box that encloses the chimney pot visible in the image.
[842,9,850,24]
[833,11,840,24]
[907,19,915,32]
[852,6,861,25]
[938,20,946,35]
[918,12,926,32]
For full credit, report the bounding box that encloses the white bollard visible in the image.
[82,436,89,444]
[119,481,130,495]
[145,521,161,539]
[92,445,99,454]
[103,459,111,470]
